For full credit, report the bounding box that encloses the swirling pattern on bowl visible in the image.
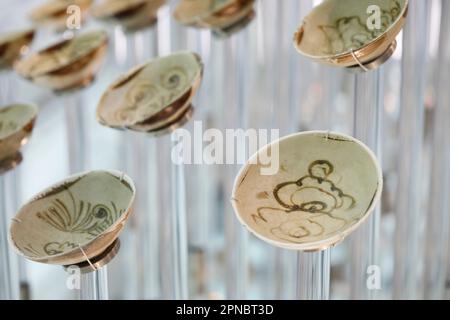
[9,170,136,265]
[232,131,383,251]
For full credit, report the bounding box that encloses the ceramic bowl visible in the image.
[96,51,203,135]
[0,29,35,70]
[232,131,383,251]
[92,0,166,32]
[14,30,108,92]
[174,0,255,33]
[0,103,38,173]
[293,0,408,68]
[30,0,93,32]
[9,170,136,266]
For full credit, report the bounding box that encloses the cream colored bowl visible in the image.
[96,51,203,134]
[0,103,38,173]
[14,30,108,92]
[0,29,35,70]
[294,0,408,68]
[9,170,136,266]
[174,0,255,33]
[30,0,93,32]
[92,0,166,32]
[232,131,383,251]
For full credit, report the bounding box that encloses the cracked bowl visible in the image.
[9,170,136,266]
[96,51,203,135]
[293,0,408,68]
[231,131,383,251]
[92,0,166,32]
[14,30,108,92]
[0,103,38,173]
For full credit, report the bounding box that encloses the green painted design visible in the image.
[253,160,356,243]
[319,0,402,54]
[36,186,123,240]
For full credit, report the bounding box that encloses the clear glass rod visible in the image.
[79,267,109,300]
[297,250,331,300]
[349,68,383,300]
[424,0,450,300]
[0,170,22,300]
[393,0,429,299]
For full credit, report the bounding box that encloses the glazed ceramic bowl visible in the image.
[92,0,166,32]
[30,0,93,32]
[96,51,203,135]
[0,103,38,173]
[14,30,108,92]
[9,170,136,266]
[294,0,408,68]
[232,131,383,251]
[0,29,35,70]
[174,0,255,33]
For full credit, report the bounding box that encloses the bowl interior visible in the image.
[10,171,135,261]
[97,51,202,128]
[0,104,38,140]
[232,131,382,250]
[15,30,107,78]
[296,0,407,58]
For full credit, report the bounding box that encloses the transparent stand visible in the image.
[394,0,429,299]
[424,0,450,300]
[349,69,383,300]
[123,28,161,300]
[223,26,250,300]
[184,29,216,299]
[64,93,86,174]
[0,170,20,300]
[79,267,109,300]
[297,250,331,300]
[156,134,188,300]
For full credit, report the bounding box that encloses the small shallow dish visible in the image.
[174,0,255,34]
[92,0,166,32]
[232,131,383,251]
[9,170,136,266]
[14,30,108,92]
[293,0,408,68]
[29,0,93,32]
[0,29,35,70]
[96,51,203,135]
[0,103,38,173]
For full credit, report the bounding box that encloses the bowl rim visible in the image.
[293,0,409,61]
[91,0,158,19]
[9,169,136,262]
[0,103,38,141]
[96,50,203,130]
[91,0,144,19]
[30,0,93,22]
[15,29,108,78]
[0,28,35,47]
[173,0,250,25]
[231,130,383,252]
